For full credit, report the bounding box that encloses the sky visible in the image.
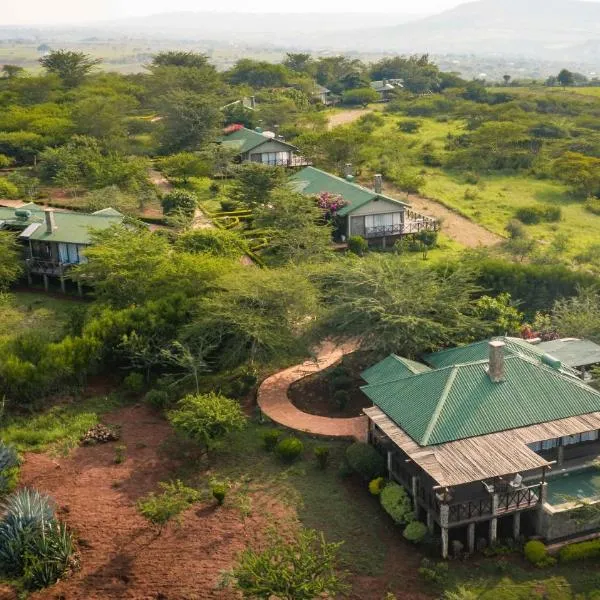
[3,0,465,26]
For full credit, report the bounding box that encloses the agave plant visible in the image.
[0,442,20,473]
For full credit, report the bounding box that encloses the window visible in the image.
[582,430,598,442]
[528,441,542,452]
[561,431,598,446]
[364,212,403,231]
[541,438,558,450]
[250,152,289,166]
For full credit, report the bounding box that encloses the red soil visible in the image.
[19,404,289,600]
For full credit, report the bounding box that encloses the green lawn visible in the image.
[0,292,80,341]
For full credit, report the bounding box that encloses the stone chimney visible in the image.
[374,174,383,194]
[344,163,353,178]
[487,341,505,383]
[250,95,256,109]
[44,209,56,234]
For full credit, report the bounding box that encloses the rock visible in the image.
[81,424,120,445]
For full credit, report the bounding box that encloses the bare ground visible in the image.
[327,109,373,129]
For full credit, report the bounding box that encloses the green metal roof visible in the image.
[218,127,296,155]
[0,204,123,245]
[289,166,408,217]
[361,354,432,385]
[361,354,600,446]
[536,339,600,368]
[424,336,580,378]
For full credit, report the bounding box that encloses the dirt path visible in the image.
[327,108,373,129]
[383,182,503,248]
[258,340,368,440]
[21,404,283,600]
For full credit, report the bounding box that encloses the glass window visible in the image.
[562,434,581,446]
[528,441,542,452]
[581,430,599,442]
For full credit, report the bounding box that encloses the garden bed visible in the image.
[288,352,374,418]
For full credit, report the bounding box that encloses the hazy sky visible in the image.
[4,0,466,25]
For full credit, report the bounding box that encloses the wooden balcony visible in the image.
[25,258,69,276]
[364,218,437,239]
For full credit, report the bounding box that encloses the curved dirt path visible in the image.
[327,108,373,129]
[258,340,368,440]
[383,182,503,248]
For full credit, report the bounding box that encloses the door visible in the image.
[350,216,365,237]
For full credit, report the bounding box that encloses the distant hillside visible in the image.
[324,0,600,59]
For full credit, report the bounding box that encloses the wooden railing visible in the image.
[25,258,69,276]
[447,497,494,523]
[364,219,437,238]
[497,484,541,514]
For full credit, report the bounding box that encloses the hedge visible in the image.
[559,538,600,563]
[380,482,414,525]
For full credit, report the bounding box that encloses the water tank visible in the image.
[14,210,31,220]
[541,354,562,370]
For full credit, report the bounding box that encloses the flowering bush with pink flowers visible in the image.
[315,192,348,220]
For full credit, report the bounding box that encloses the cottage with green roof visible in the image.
[0,203,123,293]
[218,125,309,167]
[289,166,437,246]
[360,338,600,557]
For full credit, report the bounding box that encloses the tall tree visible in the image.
[230,163,287,207]
[1,65,24,79]
[557,69,575,87]
[156,90,222,152]
[39,50,101,88]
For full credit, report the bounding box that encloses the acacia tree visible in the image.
[157,153,209,183]
[168,393,246,456]
[230,163,287,207]
[310,256,485,357]
[551,287,600,343]
[39,50,101,87]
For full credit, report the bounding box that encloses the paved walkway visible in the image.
[257,340,368,441]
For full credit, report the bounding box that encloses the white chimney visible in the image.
[250,95,256,109]
[344,163,353,178]
[374,174,383,194]
[487,341,505,383]
[44,209,56,234]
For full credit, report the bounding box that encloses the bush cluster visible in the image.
[275,437,304,462]
[261,429,281,451]
[137,480,201,526]
[368,477,386,496]
[379,482,414,525]
[514,205,562,225]
[403,521,428,543]
[314,446,330,470]
[0,489,75,590]
[559,538,600,563]
[345,443,386,481]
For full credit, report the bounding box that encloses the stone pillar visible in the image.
[557,445,564,466]
[382,237,387,250]
[467,522,476,554]
[427,509,434,533]
[60,276,66,294]
[43,274,49,292]
[489,493,499,545]
[27,272,32,286]
[77,281,83,297]
[387,451,392,477]
[440,504,450,559]
[412,476,419,518]
[536,482,548,535]
[513,511,521,539]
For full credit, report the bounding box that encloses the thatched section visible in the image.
[365,406,600,487]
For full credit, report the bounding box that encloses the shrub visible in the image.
[345,443,385,481]
[348,235,368,256]
[559,538,600,563]
[211,481,227,505]
[403,521,428,543]
[114,444,126,464]
[161,189,198,217]
[275,437,304,463]
[398,119,422,133]
[369,477,385,496]
[524,540,555,567]
[123,372,144,394]
[380,482,414,525]
[515,205,562,225]
[418,558,448,584]
[261,429,281,452]
[228,528,348,599]
[220,199,239,212]
[0,441,20,491]
[333,389,350,410]
[144,389,170,410]
[137,480,201,526]
[314,446,329,470]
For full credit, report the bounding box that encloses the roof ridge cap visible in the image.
[421,365,458,446]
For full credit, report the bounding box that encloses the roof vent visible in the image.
[14,209,31,220]
[541,353,562,370]
[487,341,505,383]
